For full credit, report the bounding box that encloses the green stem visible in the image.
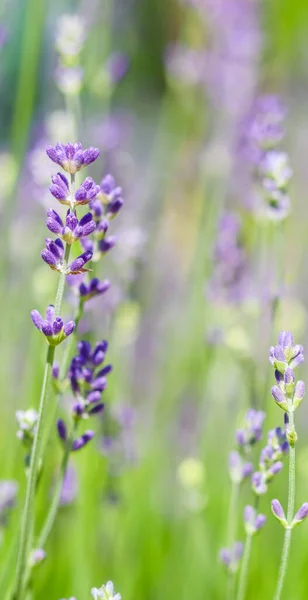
[37,425,77,549]
[12,345,55,600]
[236,534,252,600]
[226,481,240,600]
[273,410,296,600]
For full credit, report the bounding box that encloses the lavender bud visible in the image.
[292,503,308,528]
[68,251,93,274]
[284,367,295,395]
[271,386,288,411]
[64,320,76,337]
[255,514,266,531]
[72,430,94,451]
[57,419,67,441]
[293,380,305,410]
[29,548,46,568]
[271,499,287,527]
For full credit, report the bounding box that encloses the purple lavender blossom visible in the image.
[228,451,253,484]
[49,174,100,208]
[208,212,251,304]
[31,305,75,346]
[41,238,93,274]
[269,333,304,373]
[269,333,305,418]
[56,341,112,451]
[271,499,287,527]
[292,503,308,527]
[252,427,288,495]
[79,278,110,302]
[98,174,124,216]
[72,430,95,451]
[0,481,18,519]
[243,505,266,535]
[219,541,243,573]
[236,409,265,449]
[46,143,99,174]
[59,464,78,506]
[68,250,93,275]
[46,209,96,244]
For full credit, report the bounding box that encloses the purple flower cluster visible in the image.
[42,238,93,275]
[243,96,292,219]
[208,212,251,304]
[220,542,243,573]
[272,499,308,529]
[31,142,102,339]
[31,305,75,346]
[57,341,112,451]
[228,451,253,484]
[49,173,100,209]
[251,427,288,495]
[46,209,96,244]
[270,332,305,442]
[78,174,123,260]
[236,409,265,450]
[46,142,99,174]
[243,505,266,535]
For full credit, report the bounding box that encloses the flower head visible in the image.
[243,505,266,535]
[41,238,93,275]
[78,278,110,302]
[219,542,243,574]
[49,173,100,209]
[31,305,75,346]
[91,581,121,600]
[228,451,253,484]
[46,209,96,244]
[46,142,99,174]
[236,409,266,449]
[252,427,288,495]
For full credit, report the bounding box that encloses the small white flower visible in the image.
[91,581,121,600]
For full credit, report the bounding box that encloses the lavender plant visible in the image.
[220,410,263,598]
[269,332,307,599]
[10,140,125,599]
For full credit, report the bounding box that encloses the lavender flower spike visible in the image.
[31,305,75,346]
[91,581,121,600]
[46,142,99,174]
[271,499,287,528]
[292,503,308,528]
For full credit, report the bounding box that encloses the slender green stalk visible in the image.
[37,424,77,549]
[236,533,252,600]
[12,344,55,600]
[273,410,296,600]
[13,228,72,599]
[226,481,240,600]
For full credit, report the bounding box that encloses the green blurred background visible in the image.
[1,0,308,598]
